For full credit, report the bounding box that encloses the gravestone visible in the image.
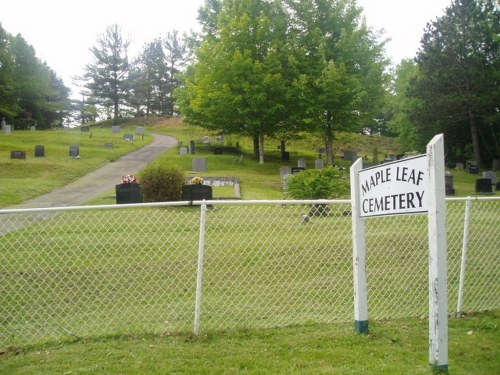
[179,146,188,155]
[445,172,455,195]
[193,157,207,172]
[475,178,492,193]
[455,162,464,170]
[123,134,134,141]
[136,126,144,135]
[297,158,307,169]
[343,150,357,162]
[492,159,499,171]
[482,171,497,185]
[69,145,80,157]
[104,143,114,149]
[30,126,36,131]
[280,166,292,177]
[189,140,196,154]
[10,150,26,159]
[467,160,479,174]
[315,159,324,169]
[291,167,305,174]
[4,124,12,134]
[385,153,397,162]
[34,145,45,157]
[112,125,120,133]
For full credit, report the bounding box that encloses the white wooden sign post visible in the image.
[350,134,448,371]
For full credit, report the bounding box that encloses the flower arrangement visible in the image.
[121,174,139,184]
[190,176,204,185]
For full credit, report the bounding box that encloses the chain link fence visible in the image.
[1,198,498,346]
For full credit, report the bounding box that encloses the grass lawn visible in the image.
[1,310,498,374]
[1,118,498,373]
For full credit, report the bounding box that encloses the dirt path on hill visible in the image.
[8,134,177,209]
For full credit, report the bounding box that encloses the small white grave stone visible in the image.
[297,158,307,169]
[193,158,207,172]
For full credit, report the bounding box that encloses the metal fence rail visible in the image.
[0,198,498,346]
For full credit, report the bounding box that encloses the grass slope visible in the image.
[1,310,498,374]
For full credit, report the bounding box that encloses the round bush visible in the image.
[286,166,349,200]
[139,166,185,202]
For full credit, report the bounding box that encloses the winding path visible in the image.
[9,134,177,209]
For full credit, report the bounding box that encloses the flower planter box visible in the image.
[182,184,213,201]
[116,183,143,204]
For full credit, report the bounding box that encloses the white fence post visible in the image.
[350,158,369,333]
[457,197,472,314]
[194,202,208,336]
[427,134,448,371]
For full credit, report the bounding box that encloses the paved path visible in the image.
[9,134,177,209]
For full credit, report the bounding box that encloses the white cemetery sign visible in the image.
[358,155,428,217]
[350,134,448,372]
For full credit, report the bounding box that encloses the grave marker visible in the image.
[482,171,497,185]
[123,134,134,141]
[315,159,324,169]
[297,158,307,169]
[179,146,188,155]
[11,150,26,159]
[193,158,207,172]
[112,125,120,133]
[34,145,45,157]
[69,145,80,157]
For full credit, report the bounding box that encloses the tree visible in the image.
[410,0,500,166]
[177,0,302,164]
[163,30,189,116]
[129,39,168,116]
[0,24,18,119]
[285,0,388,164]
[84,24,130,120]
[387,59,422,152]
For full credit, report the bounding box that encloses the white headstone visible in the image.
[315,159,324,169]
[297,158,307,169]
[179,146,188,155]
[112,125,121,133]
[482,171,497,185]
[193,158,207,172]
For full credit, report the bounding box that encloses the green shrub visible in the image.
[286,166,349,200]
[139,166,185,202]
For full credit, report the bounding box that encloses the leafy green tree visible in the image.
[0,24,18,119]
[410,0,499,166]
[84,24,130,121]
[129,39,168,116]
[177,0,301,164]
[10,34,69,128]
[285,0,388,164]
[163,30,189,116]
[387,59,422,152]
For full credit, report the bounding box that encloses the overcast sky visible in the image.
[1,0,452,98]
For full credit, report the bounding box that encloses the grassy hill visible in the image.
[0,117,497,208]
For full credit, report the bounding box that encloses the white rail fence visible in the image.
[0,197,498,346]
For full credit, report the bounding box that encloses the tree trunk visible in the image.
[258,134,265,165]
[324,123,334,165]
[253,136,259,160]
[468,110,481,166]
